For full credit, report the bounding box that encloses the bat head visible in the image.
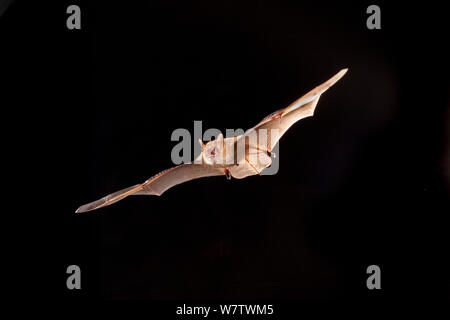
[201,133,224,166]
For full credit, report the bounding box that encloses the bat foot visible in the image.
[225,168,231,180]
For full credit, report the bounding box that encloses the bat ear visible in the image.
[217,133,224,146]
[198,139,206,151]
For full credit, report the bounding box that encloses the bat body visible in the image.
[76,69,348,213]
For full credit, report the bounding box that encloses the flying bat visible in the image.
[76,68,348,213]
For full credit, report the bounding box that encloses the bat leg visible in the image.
[225,168,232,180]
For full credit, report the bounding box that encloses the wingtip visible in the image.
[337,67,349,79]
[75,203,95,213]
[75,206,86,213]
[323,67,349,91]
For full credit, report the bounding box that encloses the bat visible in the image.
[75,68,348,213]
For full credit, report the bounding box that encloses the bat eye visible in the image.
[204,145,221,164]
[205,147,216,158]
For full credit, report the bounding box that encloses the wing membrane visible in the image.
[241,68,348,151]
[76,164,225,213]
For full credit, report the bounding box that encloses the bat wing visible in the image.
[75,164,225,213]
[241,68,348,151]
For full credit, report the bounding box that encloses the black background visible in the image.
[3,0,449,308]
